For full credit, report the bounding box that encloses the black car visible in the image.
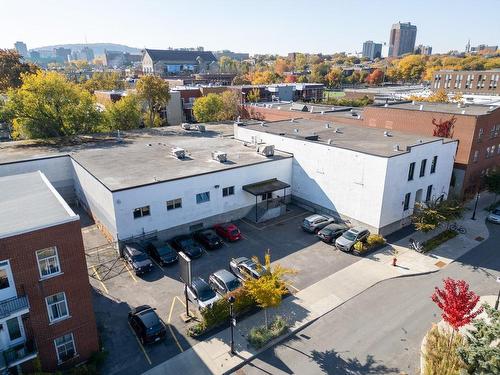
[208,269,242,295]
[171,235,203,259]
[128,305,167,345]
[194,229,223,250]
[122,243,153,275]
[145,241,178,266]
[229,257,264,281]
[317,223,349,243]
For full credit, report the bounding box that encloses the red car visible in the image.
[214,223,242,241]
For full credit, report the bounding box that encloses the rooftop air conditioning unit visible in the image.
[172,147,186,159]
[256,144,275,157]
[181,123,191,130]
[211,151,227,163]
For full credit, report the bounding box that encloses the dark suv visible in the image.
[194,229,223,250]
[145,241,178,266]
[171,235,203,259]
[122,243,153,275]
[128,305,166,344]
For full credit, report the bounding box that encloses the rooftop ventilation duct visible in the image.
[172,147,186,159]
[384,131,391,137]
[334,127,341,133]
[325,123,330,128]
[419,105,424,111]
[294,128,299,133]
[393,144,400,152]
[211,151,227,163]
[290,118,295,123]
[181,123,191,130]
[196,124,206,132]
[461,109,466,114]
[384,103,389,107]
[412,100,416,105]
[260,121,266,127]
[327,139,333,145]
[256,144,275,157]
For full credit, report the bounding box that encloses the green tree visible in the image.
[220,90,240,120]
[104,94,142,131]
[412,197,465,232]
[136,75,171,127]
[243,251,296,327]
[397,55,427,82]
[5,71,101,139]
[484,170,500,207]
[82,72,125,94]
[246,88,261,103]
[192,93,223,122]
[309,63,329,84]
[0,49,38,92]
[457,303,500,374]
[326,67,342,88]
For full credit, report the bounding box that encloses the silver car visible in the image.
[301,214,335,233]
[335,227,370,252]
[487,208,500,224]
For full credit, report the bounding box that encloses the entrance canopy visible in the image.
[242,178,290,196]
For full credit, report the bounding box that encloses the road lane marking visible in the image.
[128,322,152,365]
[91,266,109,294]
[125,263,138,282]
[167,298,185,353]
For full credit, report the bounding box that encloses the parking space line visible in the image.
[125,263,138,282]
[151,258,165,273]
[128,322,152,365]
[167,298,185,353]
[91,266,109,294]
[175,295,186,307]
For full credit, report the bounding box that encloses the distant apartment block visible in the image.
[362,41,382,60]
[0,172,99,372]
[415,44,432,55]
[53,47,71,63]
[215,50,250,61]
[103,50,141,68]
[142,49,218,76]
[431,70,500,96]
[14,41,29,58]
[388,22,417,57]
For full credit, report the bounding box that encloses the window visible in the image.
[46,292,69,323]
[6,317,21,341]
[166,198,182,211]
[408,162,415,181]
[403,193,411,211]
[473,150,479,163]
[133,206,150,219]
[222,186,235,197]
[430,156,438,174]
[0,269,10,290]
[419,159,427,177]
[36,247,61,278]
[426,185,433,202]
[196,191,210,204]
[478,128,484,141]
[498,144,500,155]
[54,333,76,363]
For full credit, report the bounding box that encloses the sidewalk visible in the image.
[143,193,493,375]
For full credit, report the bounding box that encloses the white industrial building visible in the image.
[0,118,457,240]
[234,119,458,234]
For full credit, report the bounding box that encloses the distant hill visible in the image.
[32,43,142,55]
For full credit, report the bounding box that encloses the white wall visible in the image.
[112,158,292,239]
[0,156,75,201]
[166,90,183,125]
[71,160,117,237]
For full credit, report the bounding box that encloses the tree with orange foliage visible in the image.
[365,69,384,85]
[284,75,297,83]
[274,58,289,76]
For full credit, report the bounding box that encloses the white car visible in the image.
[487,209,500,224]
[187,277,220,309]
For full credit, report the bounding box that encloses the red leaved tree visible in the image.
[431,278,482,331]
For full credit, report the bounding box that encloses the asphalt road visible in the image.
[237,222,500,375]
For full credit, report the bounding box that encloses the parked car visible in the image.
[214,223,242,241]
[335,227,370,252]
[187,277,220,309]
[122,243,153,275]
[145,241,178,266]
[208,269,242,295]
[128,305,167,344]
[301,214,335,233]
[194,229,223,250]
[230,257,264,281]
[487,208,500,224]
[171,235,203,259]
[317,223,349,243]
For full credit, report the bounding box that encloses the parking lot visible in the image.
[85,206,361,375]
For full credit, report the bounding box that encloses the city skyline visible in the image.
[2,0,499,55]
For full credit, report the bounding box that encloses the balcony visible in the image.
[0,295,29,319]
[1,339,37,370]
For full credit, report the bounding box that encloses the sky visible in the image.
[2,0,499,55]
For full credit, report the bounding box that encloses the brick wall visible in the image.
[0,220,99,371]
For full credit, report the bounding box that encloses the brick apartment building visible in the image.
[0,172,99,372]
[432,70,500,96]
[363,102,500,197]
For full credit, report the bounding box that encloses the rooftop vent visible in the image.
[310,106,314,113]
[334,127,341,133]
[320,111,325,115]
[290,118,295,123]
[181,123,191,130]
[256,144,275,157]
[384,103,389,107]
[419,104,424,111]
[461,109,466,114]
[196,124,206,132]
[327,139,333,145]
[211,151,227,163]
[393,144,400,152]
[325,123,330,129]
[294,128,299,133]
[260,121,266,127]
[384,131,391,137]
[172,147,186,159]
[412,100,416,105]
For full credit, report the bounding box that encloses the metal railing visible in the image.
[2,339,37,368]
[0,295,29,319]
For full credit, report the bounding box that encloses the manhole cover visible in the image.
[475,236,484,242]
[435,261,447,268]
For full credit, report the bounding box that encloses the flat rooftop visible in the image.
[0,124,291,191]
[248,102,364,120]
[243,118,453,157]
[0,172,78,239]
[379,102,499,116]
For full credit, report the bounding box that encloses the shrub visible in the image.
[423,325,464,375]
[248,315,289,349]
[353,241,366,253]
[200,298,230,329]
[366,234,385,247]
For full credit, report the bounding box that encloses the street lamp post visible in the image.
[228,296,236,355]
[471,192,480,220]
[495,277,500,310]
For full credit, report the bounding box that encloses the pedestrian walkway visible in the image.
[143,193,494,375]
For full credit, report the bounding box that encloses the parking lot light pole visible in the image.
[184,284,190,317]
[495,277,500,310]
[471,192,480,220]
[228,296,236,355]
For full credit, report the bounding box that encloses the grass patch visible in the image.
[423,325,463,375]
[423,229,458,252]
[323,91,345,99]
[248,315,289,349]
